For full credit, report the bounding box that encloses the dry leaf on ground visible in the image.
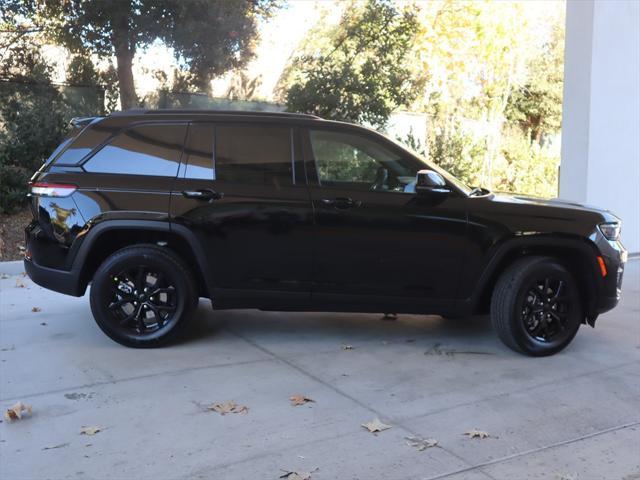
[341,344,353,350]
[31,307,41,312]
[280,467,319,480]
[80,426,102,436]
[15,278,25,288]
[405,436,438,451]
[289,394,315,406]
[4,401,32,421]
[464,429,490,439]
[362,418,392,433]
[207,400,248,415]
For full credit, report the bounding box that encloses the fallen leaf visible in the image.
[361,418,392,433]
[4,402,32,421]
[15,278,25,288]
[341,344,353,350]
[40,322,47,326]
[290,394,315,406]
[42,443,69,451]
[405,436,438,451]
[207,400,248,415]
[80,426,102,436]
[31,307,41,313]
[464,429,490,439]
[280,467,319,480]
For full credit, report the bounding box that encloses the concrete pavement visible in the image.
[0,260,638,480]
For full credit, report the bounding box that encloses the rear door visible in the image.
[170,122,314,306]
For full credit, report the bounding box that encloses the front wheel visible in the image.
[89,245,197,348]
[491,256,582,356]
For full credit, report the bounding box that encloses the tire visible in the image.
[490,256,582,356]
[89,244,198,348]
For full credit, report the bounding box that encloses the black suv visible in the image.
[24,110,627,355]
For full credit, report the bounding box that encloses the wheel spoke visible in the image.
[119,310,137,326]
[151,286,175,296]
[108,297,134,310]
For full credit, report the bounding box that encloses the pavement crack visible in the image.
[422,421,640,480]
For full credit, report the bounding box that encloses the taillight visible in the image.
[29,182,77,197]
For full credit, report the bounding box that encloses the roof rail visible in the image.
[109,109,322,120]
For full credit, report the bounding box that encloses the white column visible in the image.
[560,0,640,253]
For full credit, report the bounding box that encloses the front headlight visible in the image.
[598,221,621,241]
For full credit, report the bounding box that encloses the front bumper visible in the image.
[594,233,627,314]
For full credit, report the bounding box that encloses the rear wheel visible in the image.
[89,245,197,348]
[491,256,582,356]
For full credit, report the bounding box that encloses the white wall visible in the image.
[560,0,640,252]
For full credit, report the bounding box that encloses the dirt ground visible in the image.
[0,208,30,261]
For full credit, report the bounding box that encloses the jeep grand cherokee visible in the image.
[23,110,627,355]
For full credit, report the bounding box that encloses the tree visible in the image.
[284,0,423,128]
[0,36,68,213]
[2,0,277,109]
[505,21,565,145]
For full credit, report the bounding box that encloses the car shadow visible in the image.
[176,300,496,352]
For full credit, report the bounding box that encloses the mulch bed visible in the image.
[0,208,31,261]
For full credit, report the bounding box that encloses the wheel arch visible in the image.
[471,235,602,320]
[70,220,214,299]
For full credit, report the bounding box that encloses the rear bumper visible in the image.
[23,257,85,297]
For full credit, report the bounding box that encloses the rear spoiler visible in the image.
[70,116,101,128]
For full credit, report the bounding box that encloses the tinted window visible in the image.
[84,124,186,177]
[53,123,115,165]
[184,124,215,180]
[215,125,292,186]
[309,129,418,193]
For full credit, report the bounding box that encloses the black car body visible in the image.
[24,110,627,355]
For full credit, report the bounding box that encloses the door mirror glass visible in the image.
[415,170,451,195]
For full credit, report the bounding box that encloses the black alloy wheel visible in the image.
[90,245,197,347]
[521,276,572,343]
[491,256,582,356]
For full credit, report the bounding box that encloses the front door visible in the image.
[170,122,313,306]
[303,127,469,312]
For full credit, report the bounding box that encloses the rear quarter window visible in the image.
[83,124,187,177]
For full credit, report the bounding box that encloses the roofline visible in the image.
[109,109,322,120]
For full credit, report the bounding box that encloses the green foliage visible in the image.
[493,129,559,198]
[66,54,100,86]
[3,0,279,109]
[0,36,104,212]
[505,22,564,145]
[427,129,484,187]
[285,0,423,129]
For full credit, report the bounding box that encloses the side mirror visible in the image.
[415,169,451,195]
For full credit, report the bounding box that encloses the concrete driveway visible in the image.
[1,260,638,480]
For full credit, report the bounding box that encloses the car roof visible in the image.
[109,109,323,121]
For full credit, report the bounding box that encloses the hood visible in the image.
[490,192,619,219]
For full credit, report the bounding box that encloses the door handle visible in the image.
[320,197,361,209]
[182,189,223,201]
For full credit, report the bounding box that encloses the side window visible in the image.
[309,129,418,193]
[84,124,186,177]
[184,124,215,180]
[215,125,293,186]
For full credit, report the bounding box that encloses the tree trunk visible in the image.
[112,6,137,110]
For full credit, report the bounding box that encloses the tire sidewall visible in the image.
[90,247,195,347]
